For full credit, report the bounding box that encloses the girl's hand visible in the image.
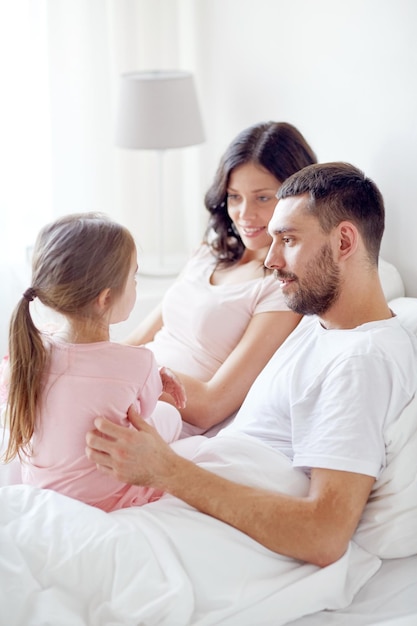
[159,366,187,409]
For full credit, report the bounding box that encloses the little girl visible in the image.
[3,212,186,511]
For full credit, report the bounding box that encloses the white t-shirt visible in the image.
[224,315,417,478]
[146,244,289,381]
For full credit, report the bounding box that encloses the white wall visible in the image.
[191,0,417,295]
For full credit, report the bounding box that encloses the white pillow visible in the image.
[354,392,417,558]
[379,257,405,301]
[354,296,417,558]
[389,297,417,335]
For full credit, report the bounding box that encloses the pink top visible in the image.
[146,244,289,380]
[22,338,180,511]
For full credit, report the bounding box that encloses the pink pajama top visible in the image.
[22,338,181,511]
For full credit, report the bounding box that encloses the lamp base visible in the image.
[137,253,187,278]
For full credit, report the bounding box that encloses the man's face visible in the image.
[265,194,341,316]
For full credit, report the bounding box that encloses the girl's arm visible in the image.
[162,310,301,429]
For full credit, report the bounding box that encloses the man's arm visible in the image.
[85,408,375,567]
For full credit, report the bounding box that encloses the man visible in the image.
[86,162,417,567]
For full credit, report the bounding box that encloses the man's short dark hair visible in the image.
[278,162,385,263]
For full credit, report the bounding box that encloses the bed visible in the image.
[1,259,417,626]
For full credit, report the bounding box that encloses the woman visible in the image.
[126,121,318,435]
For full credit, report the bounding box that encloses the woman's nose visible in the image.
[238,199,256,219]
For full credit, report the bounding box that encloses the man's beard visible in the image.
[275,244,341,316]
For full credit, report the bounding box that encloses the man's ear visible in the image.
[96,287,112,311]
[338,221,358,259]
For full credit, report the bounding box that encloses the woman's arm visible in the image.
[163,310,302,429]
[123,303,163,346]
[125,259,191,346]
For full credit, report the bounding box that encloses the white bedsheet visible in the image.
[0,433,381,626]
[288,555,417,625]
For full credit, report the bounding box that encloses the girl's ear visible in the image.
[96,288,112,311]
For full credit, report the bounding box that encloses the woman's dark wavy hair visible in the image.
[204,121,317,265]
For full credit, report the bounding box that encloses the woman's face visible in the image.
[227,162,280,254]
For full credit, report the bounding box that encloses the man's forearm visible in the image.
[85,415,373,567]
[159,454,355,567]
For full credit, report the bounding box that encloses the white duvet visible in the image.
[0,433,381,626]
[3,281,417,626]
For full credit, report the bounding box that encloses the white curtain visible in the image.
[44,0,205,255]
[0,0,52,355]
[0,0,206,355]
[0,0,52,267]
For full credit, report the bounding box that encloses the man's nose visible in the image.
[265,243,283,270]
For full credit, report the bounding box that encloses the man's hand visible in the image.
[85,405,179,489]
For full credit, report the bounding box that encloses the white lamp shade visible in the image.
[115,70,205,150]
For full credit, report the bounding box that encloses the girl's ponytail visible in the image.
[3,291,46,462]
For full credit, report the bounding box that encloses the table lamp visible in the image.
[115,70,205,276]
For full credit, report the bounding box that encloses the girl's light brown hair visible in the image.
[3,212,135,462]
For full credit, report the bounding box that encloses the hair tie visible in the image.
[23,288,36,302]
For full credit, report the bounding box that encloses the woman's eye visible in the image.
[227,194,240,202]
[258,196,271,202]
